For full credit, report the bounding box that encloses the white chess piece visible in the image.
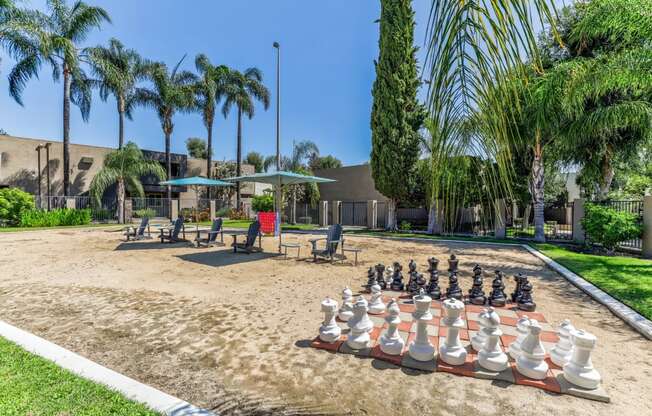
[346,296,374,349]
[508,316,531,360]
[319,297,341,343]
[368,283,386,315]
[478,307,509,372]
[408,290,436,361]
[439,298,467,365]
[550,319,575,367]
[515,319,548,380]
[379,299,405,355]
[470,308,489,352]
[563,329,601,389]
[338,287,354,321]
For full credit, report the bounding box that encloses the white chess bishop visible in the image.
[515,319,548,380]
[563,329,601,389]
[470,308,489,352]
[346,296,374,349]
[508,316,530,360]
[439,298,467,365]
[319,297,341,343]
[338,287,354,321]
[368,283,386,315]
[550,319,575,367]
[477,307,509,372]
[379,299,405,355]
[408,290,436,361]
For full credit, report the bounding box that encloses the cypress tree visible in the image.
[370,0,425,230]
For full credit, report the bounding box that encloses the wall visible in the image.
[314,164,388,202]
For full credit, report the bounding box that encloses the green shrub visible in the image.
[399,220,412,231]
[19,208,91,227]
[582,203,642,251]
[216,207,231,217]
[252,194,274,212]
[0,188,35,226]
[133,208,156,218]
[227,208,249,220]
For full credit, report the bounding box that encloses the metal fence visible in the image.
[283,203,319,224]
[377,201,387,229]
[506,202,573,241]
[340,201,368,226]
[34,195,117,222]
[595,200,643,249]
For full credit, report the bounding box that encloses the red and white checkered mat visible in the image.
[310,290,610,403]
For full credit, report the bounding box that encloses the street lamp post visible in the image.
[273,41,281,239]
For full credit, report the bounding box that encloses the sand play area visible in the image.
[0,227,650,415]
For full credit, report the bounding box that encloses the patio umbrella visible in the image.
[223,171,336,252]
[159,176,233,224]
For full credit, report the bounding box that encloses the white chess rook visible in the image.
[408,290,436,361]
[478,307,508,372]
[368,283,386,315]
[470,308,489,352]
[319,297,342,343]
[379,299,405,355]
[508,316,530,360]
[346,296,374,349]
[550,319,575,367]
[563,329,601,390]
[439,298,467,365]
[515,319,548,380]
[338,287,354,322]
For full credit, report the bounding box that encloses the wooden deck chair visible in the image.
[196,218,224,248]
[310,224,344,262]
[231,221,262,253]
[124,217,150,241]
[159,216,186,243]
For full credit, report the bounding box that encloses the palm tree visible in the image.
[137,57,197,200]
[221,67,270,207]
[8,0,110,196]
[193,54,229,197]
[90,142,165,224]
[87,38,149,149]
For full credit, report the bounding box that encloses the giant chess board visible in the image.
[310,290,610,403]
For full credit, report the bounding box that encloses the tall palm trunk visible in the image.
[62,65,71,196]
[236,106,242,208]
[206,117,213,199]
[531,136,545,243]
[117,178,125,224]
[118,96,125,149]
[598,145,615,200]
[165,128,172,202]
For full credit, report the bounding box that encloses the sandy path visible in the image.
[0,228,650,415]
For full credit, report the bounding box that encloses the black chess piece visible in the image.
[375,263,386,290]
[489,270,507,307]
[517,277,536,311]
[468,265,486,305]
[407,260,420,294]
[447,254,459,273]
[511,273,525,303]
[366,267,376,290]
[446,271,463,300]
[390,262,404,291]
[426,257,441,299]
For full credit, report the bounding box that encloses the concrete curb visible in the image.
[0,320,216,416]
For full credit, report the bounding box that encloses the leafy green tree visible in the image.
[137,57,196,200]
[221,67,270,207]
[8,0,110,196]
[370,0,426,230]
[185,137,208,159]
[245,151,264,173]
[87,38,149,149]
[90,142,165,224]
[309,154,342,171]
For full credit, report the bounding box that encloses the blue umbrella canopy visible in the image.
[223,170,335,185]
[159,176,233,186]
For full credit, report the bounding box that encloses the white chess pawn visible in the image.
[439,298,467,365]
[338,287,354,321]
[550,319,575,367]
[346,296,374,349]
[408,290,436,361]
[368,283,386,315]
[508,316,531,360]
[515,319,548,380]
[319,297,341,343]
[478,307,509,372]
[470,308,489,352]
[379,299,405,355]
[563,329,601,389]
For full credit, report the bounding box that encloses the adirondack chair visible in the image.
[124,217,150,241]
[195,218,224,248]
[159,217,186,243]
[310,224,344,262]
[231,221,262,253]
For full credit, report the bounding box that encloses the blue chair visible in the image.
[310,224,344,262]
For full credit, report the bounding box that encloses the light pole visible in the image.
[273,41,282,239]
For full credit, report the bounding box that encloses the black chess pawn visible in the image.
[446,271,463,300]
[447,254,459,273]
[407,260,420,294]
[426,258,441,299]
[517,277,536,311]
[511,273,525,303]
[390,262,404,291]
[366,267,376,290]
[375,263,386,290]
[489,270,507,307]
[468,265,486,305]
[416,271,427,290]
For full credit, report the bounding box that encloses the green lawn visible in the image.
[0,336,159,416]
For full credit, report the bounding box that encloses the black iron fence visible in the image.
[594,199,643,249]
[340,201,368,226]
[283,203,319,224]
[34,195,117,222]
[506,202,574,241]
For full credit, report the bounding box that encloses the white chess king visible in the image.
[346,296,374,349]
[319,297,341,343]
[563,329,601,389]
[439,297,467,365]
[408,290,436,361]
[379,299,405,355]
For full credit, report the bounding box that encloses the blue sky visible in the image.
[0,0,436,166]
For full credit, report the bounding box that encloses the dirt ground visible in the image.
[0,227,650,415]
